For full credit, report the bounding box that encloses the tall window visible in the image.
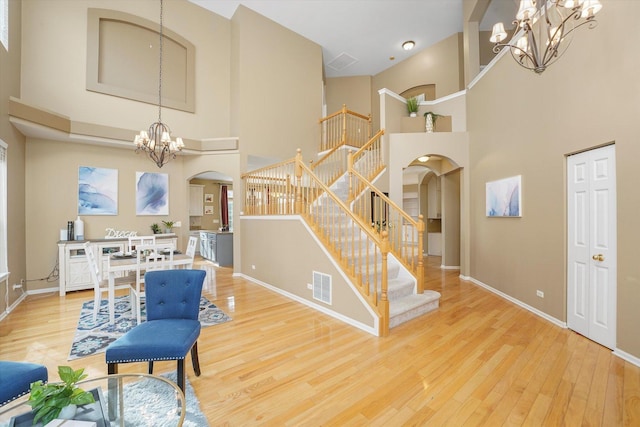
[0,0,8,50]
[0,140,7,276]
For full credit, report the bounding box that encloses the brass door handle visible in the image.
[592,254,605,262]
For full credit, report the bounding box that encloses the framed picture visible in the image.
[486,175,522,217]
[204,205,214,215]
[136,172,169,215]
[204,193,214,203]
[78,166,118,215]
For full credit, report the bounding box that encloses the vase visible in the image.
[425,114,434,133]
[409,112,417,117]
[58,404,77,419]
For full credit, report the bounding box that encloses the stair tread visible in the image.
[389,291,441,316]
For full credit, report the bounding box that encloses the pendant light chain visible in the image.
[158,0,164,123]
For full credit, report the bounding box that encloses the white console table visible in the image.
[57,235,177,296]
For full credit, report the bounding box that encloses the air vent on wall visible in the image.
[312,271,332,304]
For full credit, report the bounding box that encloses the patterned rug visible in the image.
[69,295,231,360]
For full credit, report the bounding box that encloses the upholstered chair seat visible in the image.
[0,361,48,406]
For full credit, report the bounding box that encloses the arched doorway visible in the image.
[402,154,461,269]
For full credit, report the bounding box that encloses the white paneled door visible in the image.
[567,145,617,349]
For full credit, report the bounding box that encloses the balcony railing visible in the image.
[319,104,371,152]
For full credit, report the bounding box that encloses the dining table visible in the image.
[106,253,192,324]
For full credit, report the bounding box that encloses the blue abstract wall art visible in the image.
[136,172,169,215]
[486,175,522,217]
[78,166,118,215]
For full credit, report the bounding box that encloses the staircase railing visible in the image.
[319,104,372,152]
[345,131,424,292]
[309,145,350,189]
[349,168,425,293]
[242,150,391,336]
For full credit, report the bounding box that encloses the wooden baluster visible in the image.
[347,150,354,204]
[380,230,390,337]
[416,215,425,294]
[295,149,303,215]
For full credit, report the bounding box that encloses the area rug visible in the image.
[116,372,209,427]
[69,295,231,360]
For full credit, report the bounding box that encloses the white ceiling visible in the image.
[189,0,518,78]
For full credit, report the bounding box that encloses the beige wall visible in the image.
[240,217,376,331]
[325,76,372,117]
[20,0,230,141]
[466,1,640,357]
[442,170,461,267]
[231,6,323,162]
[371,33,465,129]
[0,0,26,312]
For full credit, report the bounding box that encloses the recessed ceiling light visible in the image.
[402,40,415,51]
[418,156,430,162]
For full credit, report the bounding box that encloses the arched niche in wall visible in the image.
[399,84,436,101]
[86,8,195,112]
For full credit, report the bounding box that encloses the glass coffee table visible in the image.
[0,373,186,427]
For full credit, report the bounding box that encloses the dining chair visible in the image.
[106,269,206,394]
[185,235,198,268]
[130,243,174,324]
[126,235,156,253]
[84,242,136,322]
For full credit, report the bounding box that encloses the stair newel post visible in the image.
[347,150,355,204]
[380,230,390,337]
[341,104,347,145]
[367,113,372,140]
[295,149,303,215]
[417,215,425,294]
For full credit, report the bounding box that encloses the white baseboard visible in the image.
[468,276,567,329]
[613,348,640,368]
[1,290,27,321]
[441,265,460,270]
[237,273,379,336]
[27,287,59,295]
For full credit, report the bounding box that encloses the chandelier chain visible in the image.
[132,0,184,168]
[158,0,163,123]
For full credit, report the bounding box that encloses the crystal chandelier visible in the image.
[489,0,603,74]
[133,0,184,168]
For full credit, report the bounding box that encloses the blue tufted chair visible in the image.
[105,269,206,393]
[0,361,48,406]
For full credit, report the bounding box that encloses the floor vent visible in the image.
[312,271,332,304]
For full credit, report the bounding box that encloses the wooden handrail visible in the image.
[319,104,372,152]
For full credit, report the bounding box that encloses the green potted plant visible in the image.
[406,96,419,117]
[423,111,443,132]
[162,220,175,233]
[150,223,161,234]
[28,366,95,425]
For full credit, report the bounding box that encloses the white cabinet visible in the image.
[189,185,204,216]
[58,236,177,295]
[428,232,442,256]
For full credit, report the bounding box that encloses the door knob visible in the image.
[592,254,604,261]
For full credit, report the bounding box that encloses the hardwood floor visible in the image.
[1,256,639,426]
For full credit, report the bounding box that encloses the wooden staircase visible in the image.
[328,173,441,329]
[242,105,440,335]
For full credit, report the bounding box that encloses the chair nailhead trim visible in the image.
[107,356,186,363]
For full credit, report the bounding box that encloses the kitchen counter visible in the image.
[199,231,233,266]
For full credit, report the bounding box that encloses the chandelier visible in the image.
[133,0,184,168]
[489,0,603,74]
